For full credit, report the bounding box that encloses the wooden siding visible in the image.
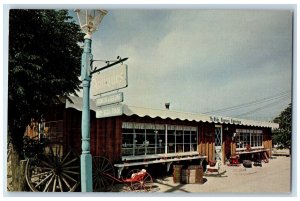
[198,122,215,162]
[92,117,122,162]
[42,106,274,165]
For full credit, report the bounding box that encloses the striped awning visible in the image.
[65,96,279,130]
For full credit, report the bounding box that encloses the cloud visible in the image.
[89,10,292,120]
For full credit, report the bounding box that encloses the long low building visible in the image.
[42,96,278,177]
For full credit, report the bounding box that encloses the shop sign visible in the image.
[96,92,123,107]
[92,64,128,95]
[210,116,241,124]
[96,104,123,118]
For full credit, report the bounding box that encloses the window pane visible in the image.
[191,130,197,151]
[135,130,145,155]
[167,128,175,153]
[183,130,190,152]
[176,130,183,152]
[146,129,155,155]
[157,129,165,154]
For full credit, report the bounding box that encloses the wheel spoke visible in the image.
[56,144,62,156]
[57,176,63,192]
[49,145,54,156]
[63,165,80,170]
[52,176,57,192]
[35,172,53,188]
[62,157,78,167]
[99,176,105,190]
[61,174,72,190]
[62,172,77,183]
[61,150,72,164]
[40,160,53,168]
[31,171,51,178]
[43,174,55,192]
[63,170,80,175]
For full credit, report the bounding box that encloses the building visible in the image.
[42,96,278,177]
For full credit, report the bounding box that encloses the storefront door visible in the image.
[215,125,222,161]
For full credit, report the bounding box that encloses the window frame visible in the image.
[235,129,263,151]
[121,122,198,158]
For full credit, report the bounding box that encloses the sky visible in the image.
[71,9,293,122]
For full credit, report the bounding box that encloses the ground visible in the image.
[112,154,291,194]
[6,149,292,194]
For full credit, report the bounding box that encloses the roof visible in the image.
[65,96,98,112]
[66,96,279,130]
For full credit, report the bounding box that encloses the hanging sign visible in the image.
[96,104,123,118]
[91,64,128,95]
[96,92,123,107]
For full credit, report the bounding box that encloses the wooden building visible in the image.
[42,96,278,177]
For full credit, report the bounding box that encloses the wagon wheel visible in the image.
[127,169,153,192]
[92,156,115,192]
[25,144,80,192]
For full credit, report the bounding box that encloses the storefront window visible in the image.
[235,129,263,150]
[167,126,175,153]
[122,122,198,157]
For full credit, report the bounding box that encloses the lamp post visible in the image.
[75,9,107,192]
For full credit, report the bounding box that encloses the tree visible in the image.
[272,103,292,150]
[8,9,84,191]
[8,9,84,157]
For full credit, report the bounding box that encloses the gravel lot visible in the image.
[153,155,291,194]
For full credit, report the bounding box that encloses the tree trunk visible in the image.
[11,146,27,191]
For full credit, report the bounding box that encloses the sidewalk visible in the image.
[153,155,291,193]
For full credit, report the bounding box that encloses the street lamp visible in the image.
[75,9,107,192]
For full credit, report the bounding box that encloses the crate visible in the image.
[181,166,203,184]
[173,165,183,183]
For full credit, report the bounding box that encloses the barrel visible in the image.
[173,165,182,183]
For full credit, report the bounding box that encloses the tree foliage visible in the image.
[272,103,292,149]
[8,9,84,154]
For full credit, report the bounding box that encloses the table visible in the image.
[235,149,269,166]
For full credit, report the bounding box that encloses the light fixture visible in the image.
[75,9,108,38]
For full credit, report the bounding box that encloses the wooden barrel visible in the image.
[173,165,182,183]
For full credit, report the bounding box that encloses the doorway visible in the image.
[215,125,222,162]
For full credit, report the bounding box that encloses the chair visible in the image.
[229,155,240,166]
[206,160,220,173]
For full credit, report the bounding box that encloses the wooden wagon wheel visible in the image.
[127,169,153,192]
[25,144,80,192]
[92,156,115,192]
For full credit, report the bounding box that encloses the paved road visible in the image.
[153,155,291,194]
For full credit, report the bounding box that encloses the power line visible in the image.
[236,95,290,118]
[203,90,291,114]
